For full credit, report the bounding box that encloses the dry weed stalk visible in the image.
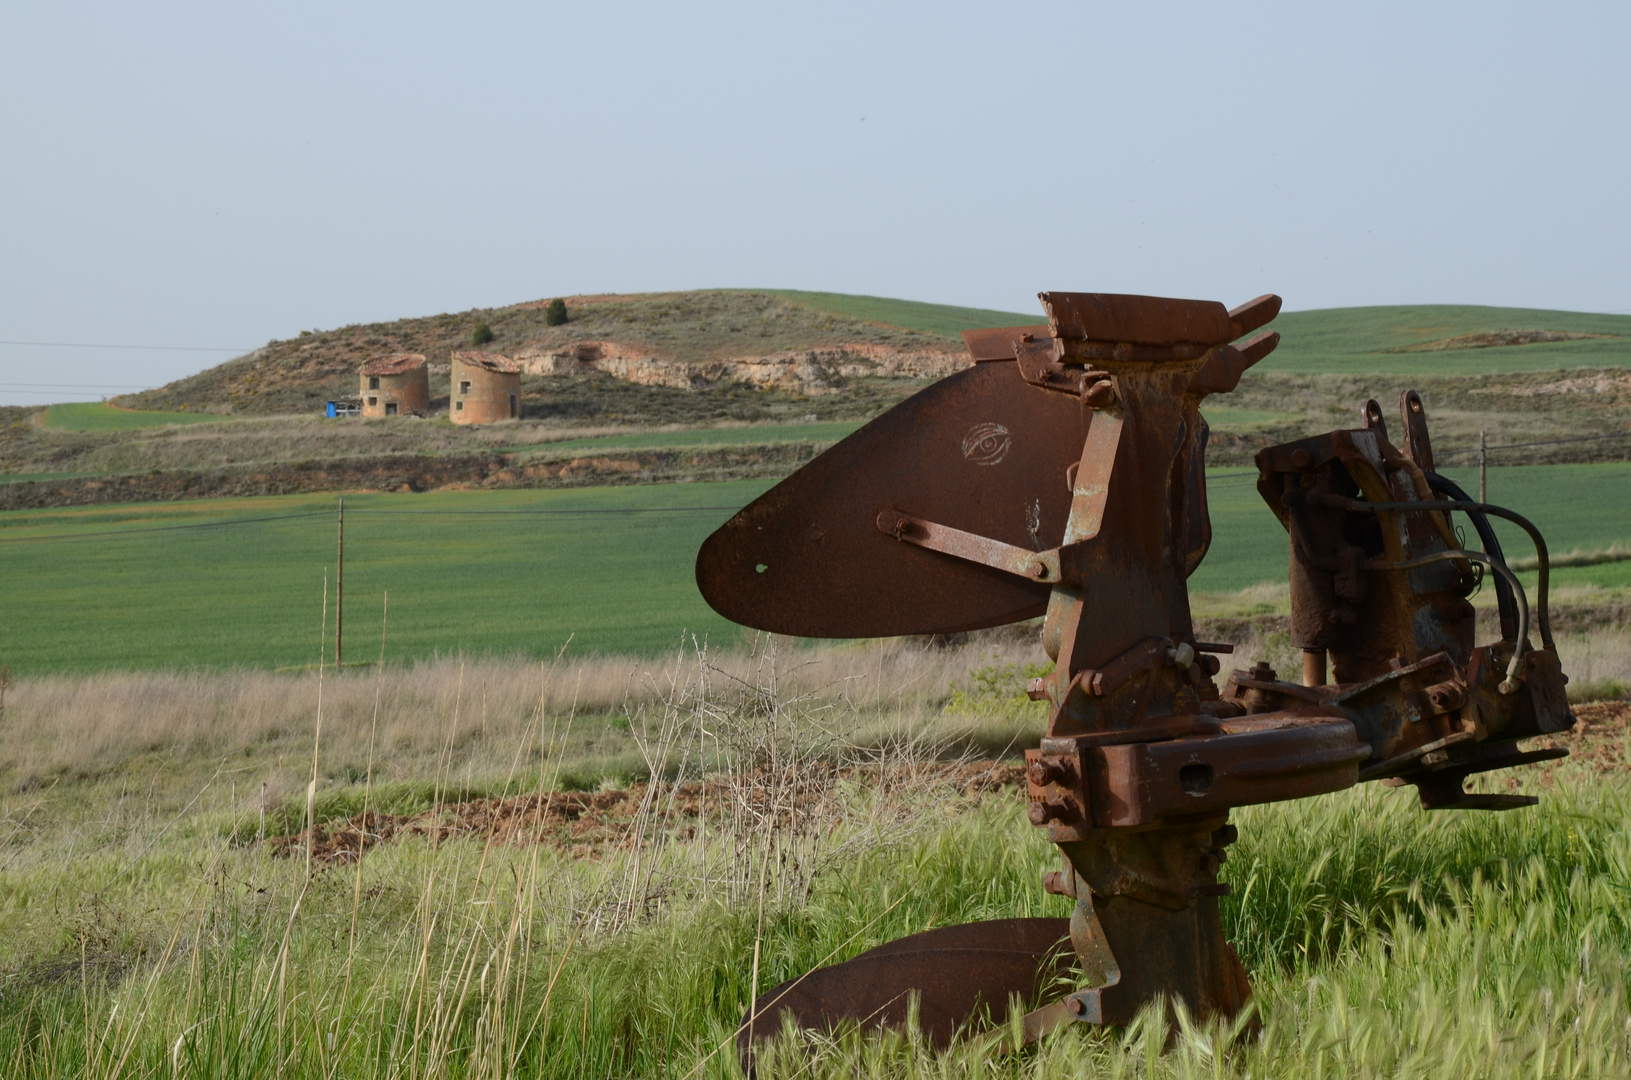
[576,635,975,933]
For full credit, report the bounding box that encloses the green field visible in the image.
[1262,304,1631,374]
[774,292,1631,375]
[0,483,772,674]
[523,409,1288,457]
[765,290,1036,338]
[2,463,1627,674]
[42,401,227,431]
[518,420,864,454]
[1194,461,1631,593]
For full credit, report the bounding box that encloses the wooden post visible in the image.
[336,498,344,666]
[1478,430,1487,504]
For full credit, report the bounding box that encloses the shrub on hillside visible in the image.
[470,322,495,345]
[545,298,568,326]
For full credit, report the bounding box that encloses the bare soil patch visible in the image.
[270,760,1027,865]
[1391,329,1617,353]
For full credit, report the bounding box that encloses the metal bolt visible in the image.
[1027,800,1070,826]
[1028,758,1072,787]
[1290,447,1313,469]
[1421,750,1449,768]
[1066,996,1087,1016]
[1026,677,1050,701]
[1083,380,1117,408]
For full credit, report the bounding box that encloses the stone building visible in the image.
[450,352,522,423]
[359,354,429,417]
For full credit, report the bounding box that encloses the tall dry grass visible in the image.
[0,632,1049,793]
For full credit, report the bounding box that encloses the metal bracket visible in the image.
[877,508,1062,583]
[1017,895,1123,1042]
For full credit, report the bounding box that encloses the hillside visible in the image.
[109,291,1631,420]
[112,290,1022,418]
[1265,304,1631,374]
[1,290,1626,510]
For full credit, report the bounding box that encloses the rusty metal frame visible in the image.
[701,292,1573,1064]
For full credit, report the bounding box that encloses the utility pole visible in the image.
[1478,430,1487,504]
[335,497,344,667]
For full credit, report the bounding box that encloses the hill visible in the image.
[1264,304,1631,374]
[110,291,1631,419]
[1,290,1624,511]
[112,290,1028,418]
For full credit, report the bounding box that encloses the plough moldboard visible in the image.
[694,291,1574,1065]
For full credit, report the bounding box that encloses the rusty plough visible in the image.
[694,292,1572,1063]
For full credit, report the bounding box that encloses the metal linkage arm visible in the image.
[877,508,1062,584]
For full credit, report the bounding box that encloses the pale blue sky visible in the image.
[2,1,1627,405]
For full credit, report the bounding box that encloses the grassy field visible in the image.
[1184,461,1631,592]
[0,638,1625,1078]
[514,420,864,454]
[1262,304,1631,374]
[41,402,227,431]
[765,290,1034,337]
[518,406,1304,455]
[1,464,1627,675]
[772,291,1631,374]
[769,293,1631,375]
[0,483,771,674]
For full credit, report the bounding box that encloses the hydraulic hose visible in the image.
[1313,493,1554,650]
[1362,549,1530,693]
[1421,473,1517,638]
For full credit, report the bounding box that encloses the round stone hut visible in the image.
[359,354,429,417]
[450,352,522,423]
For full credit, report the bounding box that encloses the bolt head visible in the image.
[1082,380,1117,408]
[1067,995,1087,1016]
[1290,448,1313,469]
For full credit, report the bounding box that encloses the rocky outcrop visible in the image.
[511,341,969,394]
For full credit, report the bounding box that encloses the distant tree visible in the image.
[471,321,495,345]
[545,298,568,326]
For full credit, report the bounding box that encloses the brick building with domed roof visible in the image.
[450,352,521,423]
[359,354,429,417]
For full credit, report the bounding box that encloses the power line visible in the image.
[1,389,148,397]
[1436,430,1631,456]
[0,503,748,544]
[351,505,745,517]
[0,339,254,352]
[0,511,333,545]
[0,382,155,389]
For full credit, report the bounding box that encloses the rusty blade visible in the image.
[960,325,1052,362]
[1226,294,1282,339]
[695,361,1091,637]
[737,918,1073,1064]
[1039,293,1234,346]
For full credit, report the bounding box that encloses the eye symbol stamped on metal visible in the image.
[961,422,1012,466]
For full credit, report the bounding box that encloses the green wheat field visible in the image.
[1,464,1627,674]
